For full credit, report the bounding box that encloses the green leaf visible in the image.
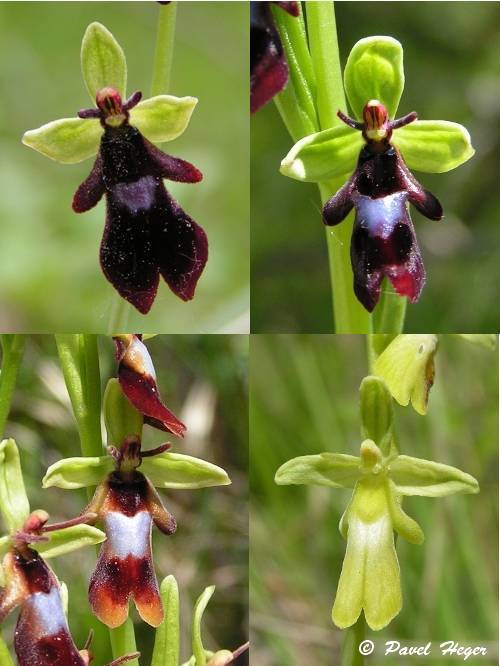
[141,453,230,490]
[22,118,102,164]
[344,36,404,120]
[42,456,113,489]
[81,22,127,100]
[192,586,216,666]
[457,334,497,350]
[34,524,106,559]
[373,334,438,415]
[359,376,394,453]
[0,439,30,532]
[389,455,479,497]
[130,95,198,144]
[104,378,143,446]
[275,453,361,488]
[393,120,475,173]
[152,575,180,666]
[280,125,362,182]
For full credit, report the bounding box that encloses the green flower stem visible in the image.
[306,1,370,333]
[0,336,25,437]
[107,297,131,336]
[373,281,407,334]
[110,619,139,666]
[340,616,365,666]
[151,1,178,97]
[55,335,103,459]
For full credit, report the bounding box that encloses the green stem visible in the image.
[110,619,139,666]
[108,297,131,336]
[0,336,25,437]
[306,1,370,333]
[372,281,407,333]
[151,1,177,96]
[55,335,103,459]
[340,616,365,666]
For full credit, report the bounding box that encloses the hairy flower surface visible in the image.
[85,439,176,628]
[280,36,474,312]
[323,101,442,311]
[250,1,299,113]
[22,22,207,314]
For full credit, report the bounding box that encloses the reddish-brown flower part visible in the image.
[114,334,186,438]
[85,438,176,628]
[74,88,207,314]
[323,101,443,311]
[250,1,299,113]
[0,512,90,666]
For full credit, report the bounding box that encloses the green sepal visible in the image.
[332,480,401,631]
[393,120,475,173]
[389,455,479,497]
[0,633,14,666]
[141,452,231,490]
[457,334,497,350]
[152,575,180,666]
[192,585,216,666]
[104,378,143,446]
[359,376,394,453]
[0,536,11,559]
[373,334,438,415]
[81,22,127,100]
[0,439,30,532]
[130,95,198,144]
[344,36,404,120]
[279,125,363,182]
[59,580,69,616]
[42,455,113,489]
[33,524,106,559]
[22,118,102,164]
[275,453,361,489]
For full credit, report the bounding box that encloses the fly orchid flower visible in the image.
[113,334,186,438]
[250,1,299,113]
[275,377,479,630]
[280,36,474,312]
[0,439,108,665]
[22,22,207,314]
[43,430,230,629]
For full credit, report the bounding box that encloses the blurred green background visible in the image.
[0,335,248,664]
[251,2,500,333]
[250,335,498,664]
[0,2,248,332]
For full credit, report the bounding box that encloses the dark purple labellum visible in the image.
[323,102,443,312]
[114,334,186,437]
[86,468,176,628]
[0,548,87,666]
[250,1,299,113]
[73,89,207,314]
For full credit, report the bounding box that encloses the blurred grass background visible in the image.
[250,335,498,664]
[0,334,248,664]
[0,2,248,333]
[251,2,500,333]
